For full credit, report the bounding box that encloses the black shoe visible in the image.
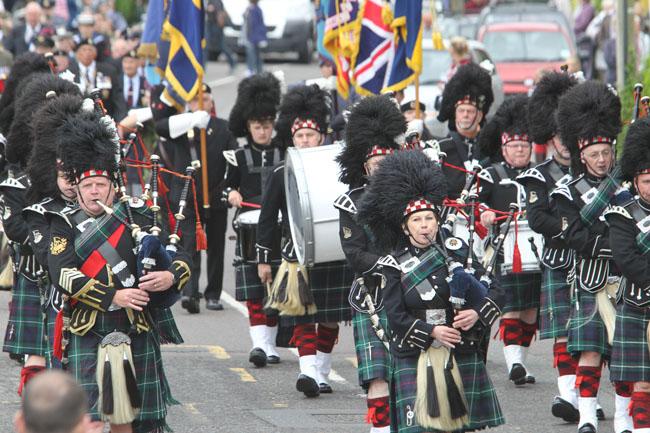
[551,396,579,423]
[206,299,224,311]
[319,382,333,394]
[249,347,267,367]
[526,374,536,384]
[267,355,280,364]
[509,363,527,385]
[296,374,320,397]
[596,407,605,421]
[9,353,23,365]
[578,423,596,433]
[181,296,200,314]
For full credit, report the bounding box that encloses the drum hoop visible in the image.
[285,147,315,266]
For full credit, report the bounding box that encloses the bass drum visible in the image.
[285,143,347,266]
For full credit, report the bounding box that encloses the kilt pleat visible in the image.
[2,274,46,356]
[566,290,610,357]
[352,309,390,386]
[539,267,572,340]
[234,241,281,301]
[390,352,504,433]
[610,302,650,382]
[279,260,353,325]
[500,272,541,313]
[68,310,176,425]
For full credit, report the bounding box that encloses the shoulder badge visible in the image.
[49,236,68,255]
[529,191,538,203]
[223,150,238,167]
[445,237,462,251]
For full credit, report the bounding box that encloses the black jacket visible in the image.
[68,60,127,121]
[439,131,482,200]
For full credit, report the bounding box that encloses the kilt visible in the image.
[499,271,541,313]
[539,267,572,340]
[390,351,504,433]
[68,309,176,431]
[2,273,46,356]
[46,303,60,369]
[234,243,280,301]
[150,307,184,345]
[352,309,390,387]
[279,260,353,326]
[610,303,650,382]
[566,289,610,357]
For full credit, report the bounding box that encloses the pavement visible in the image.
[0,57,620,432]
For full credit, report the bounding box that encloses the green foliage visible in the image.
[617,49,650,151]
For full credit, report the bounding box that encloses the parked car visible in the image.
[438,14,481,40]
[403,37,504,138]
[477,22,576,94]
[477,2,574,42]
[222,0,316,63]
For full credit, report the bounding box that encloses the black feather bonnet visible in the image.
[478,94,530,161]
[527,71,577,145]
[274,84,330,148]
[228,72,281,138]
[437,63,493,131]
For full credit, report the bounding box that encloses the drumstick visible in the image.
[241,201,262,209]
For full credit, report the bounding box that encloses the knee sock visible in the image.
[632,392,650,430]
[553,342,578,376]
[576,365,601,398]
[499,318,522,346]
[615,381,633,398]
[316,325,339,354]
[366,396,390,428]
[247,299,266,326]
[18,365,45,396]
[292,324,317,357]
[520,320,537,348]
[266,314,278,327]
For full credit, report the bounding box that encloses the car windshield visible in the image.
[420,49,451,85]
[482,30,570,62]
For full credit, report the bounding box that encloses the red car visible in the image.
[477,22,577,95]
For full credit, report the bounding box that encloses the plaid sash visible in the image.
[400,247,447,293]
[579,166,622,226]
[637,232,650,256]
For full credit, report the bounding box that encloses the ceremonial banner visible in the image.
[138,0,166,60]
[162,0,205,102]
[384,0,423,92]
[350,0,394,95]
[316,0,334,61]
[323,0,361,99]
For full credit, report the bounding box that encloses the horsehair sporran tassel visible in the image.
[444,349,467,420]
[268,260,314,316]
[96,332,140,424]
[415,347,469,431]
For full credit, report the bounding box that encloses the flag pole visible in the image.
[198,75,210,217]
[415,73,421,119]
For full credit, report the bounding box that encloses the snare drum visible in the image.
[448,213,485,262]
[501,219,544,274]
[285,143,348,266]
[235,209,282,263]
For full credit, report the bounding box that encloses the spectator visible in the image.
[56,32,75,55]
[52,49,69,72]
[446,36,471,82]
[587,0,616,83]
[206,0,236,73]
[73,13,110,62]
[13,371,101,433]
[5,2,46,56]
[121,50,147,109]
[98,0,127,36]
[242,0,266,75]
[574,0,595,36]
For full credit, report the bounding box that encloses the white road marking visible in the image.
[206,75,237,88]
[221,291,350,385]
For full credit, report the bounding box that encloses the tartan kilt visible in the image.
[499,271,541,313]
[2,273,46,356]
[234,243,281,301]
[68,309,176,430]
[279,260,353,326]
[566,289,610,357]
[610,303,650,382]
[390,351,504,433]
[352,308,390,387]
[539,267,572,340]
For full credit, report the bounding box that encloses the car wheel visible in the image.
[297,37,314,64]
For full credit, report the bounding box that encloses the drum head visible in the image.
[236,209,261,226]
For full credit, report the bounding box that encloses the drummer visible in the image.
[223,73,283,368]
[475,95,542,385]
[436,63,494,199]
[335,95,405,432]
[517,71,579,422]
[257,84,353,398]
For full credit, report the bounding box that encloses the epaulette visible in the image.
[477,167,494,184]
[604,205,632,220]
[51,206,81,227]
[516,167,545,184]
[0,177,26,190]
[223,149,238,167]
[376,255,400,271]
[333,188,361,215]
[23,202,47,215]
[551,184,572,201]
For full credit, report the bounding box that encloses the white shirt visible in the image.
[78,61,96,94]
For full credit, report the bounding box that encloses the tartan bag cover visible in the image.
[579,166,622,226]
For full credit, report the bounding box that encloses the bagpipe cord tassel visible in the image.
[415,346,468,431]
[191,180,208,251]
[512,214,522,273]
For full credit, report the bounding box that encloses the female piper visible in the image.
[357,150,505,433]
